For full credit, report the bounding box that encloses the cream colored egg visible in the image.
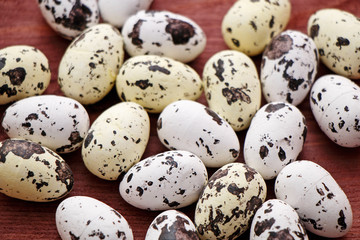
[222,0,291,56]
[307,8,360,79]
[0,139,74,202]
[58,24,124,105]
[116,55,203,113]
[203,50,261,131]
[0,45,50,105]
[82,102,150,180]
[195,162,267,239]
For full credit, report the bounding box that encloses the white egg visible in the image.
[2,95,90,154]
[99,0,153,28]
[38,0,99,39]
[56,196,133,240]
[244,102,307,180]
[275,160,353,238]
[310,74,360,147]
[250,199,308,240]
[261,30,319,106]
[122,10,206,63]
[145,210,198,240]
[119,150,208,211]
[157,100,240,168]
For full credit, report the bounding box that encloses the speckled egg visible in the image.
[310,74,360,147]
[244,102,307,180]
[82,102,150,180]
[99,0,153,28]
[222,0,291,56]
[0,45,50,105]
[116,55,203,113]
[195,162,267,239]
[56,196,133,240]
[2,95,90,154]
[58,23,124,105]
[157,100,240,168]
[38,0,99,40]
[121,10,206,63]
[119,150,208,211]
[261,30,319,106]
[203,50,261,131]
[145,210,199,240]
[307,8,360,79]
[0,139,73,202]
[275,160,353,238]
[250,199,308,240]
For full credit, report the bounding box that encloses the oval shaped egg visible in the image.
[195,162,267,239]
[261,30,319,106]
[56,196,133,240]
[307,8,360,79]
[38,0,99,40]
[244,102,307,180]
[0,139,74,202]
[82,102,150,180]
[99,0,153,28]
[250,199,308,240]
[157,100,240,168]
[0,45,50,105]
[145,210,199,240]
[122,10,206,63]
[310,74,360,147]
[116,55,203,113]
[2,95,90,154]
[222,0,291,56]
[275,160,353,238]
[203,50,261,131]
[119,150,208,211]
[58,23,124,105]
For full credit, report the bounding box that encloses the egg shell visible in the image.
[56,196,133,240]
[145,210,199,240]
[0,139,74,202]
[0,45,51,105]
[244,102,307,180]
[2,95,90,154]
[121,10,206,63]
[99,0,153,28]
[221,0,291,56]
[203,50,261,131]
[116,55,203,113]
[310,74,360,147]
[261,30,319,106]
[307,8,360,79]
[82,102,150,181]
[275,160,353,238]
[58,23,124,105]
[38,0,99,40]
[195,162,267,239]
[250,199,308,240]
[157,100,240,168]
[119,150,208,211]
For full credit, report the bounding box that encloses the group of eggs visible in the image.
[0,0,359,239]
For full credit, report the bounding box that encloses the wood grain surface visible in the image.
[0,0,359,239]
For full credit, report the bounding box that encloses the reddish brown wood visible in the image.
[0,0,359,239]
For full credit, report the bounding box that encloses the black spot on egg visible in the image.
[55,159,74,192]
[310,24,320,39]
[165,18,195,45]
[204,107,223,125]
[222,86,251,105]
[128,19,145,47]
[158,215,198,239]
[0,139,45,163]
[264,34,293,60]
[336,37,350,50]
[0,58,6,70]
[259,145,269,159]
[254,218,275,236]
[4,67,26,85]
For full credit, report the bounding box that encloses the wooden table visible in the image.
[0,0,359,239]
